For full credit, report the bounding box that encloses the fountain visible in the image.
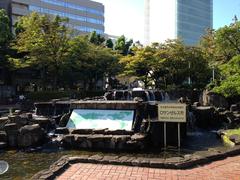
[1,88,240,179]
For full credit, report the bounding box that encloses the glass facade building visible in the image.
[149,0,213,45]
[1,0,104,35]
[177,0,213,45]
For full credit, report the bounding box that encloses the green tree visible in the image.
[200,19,240,96]
[200,19,240,65]
[105,39,114,49]
[115,35,133,55]
[0,9,14,85]
[213,55,240,97]
[120,45,156,87]
[0,9,12,48]
[120,39,211,89]
[14,12,72,89]
[68,36,120,91]
[88,31,105,46]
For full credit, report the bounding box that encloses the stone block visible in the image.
[100,156,119,164]
[149,159,164,168]
[55,127,69,135]
[0,131,7,142]
[59,113,71,127]
[18,124,45,148]
[230,104,240,113]
[104,130,134,135]
[93,129,107,134]
[8,134,18,147]
[62,135,75,147]
[4,123,18,134]
[0,142,7,149]
[88,154,103,163]
[78,139,92,149]
[8,115,21,123]
[131,133,146,141]
[33,117,51,129]
[71,129,93,135]
[87,134,105,141]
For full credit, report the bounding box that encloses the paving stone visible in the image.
[56,156,240,180]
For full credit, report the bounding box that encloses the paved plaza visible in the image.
[57,155,240,180]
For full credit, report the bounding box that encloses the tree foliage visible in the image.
[115,35,133,55]
[0,9,12,48]
[120,39,211,89]
[213,55,240,97]
[0,9,15,85]
[14,12,72,89]
[67,36,121,90]
[200,19,240,97]
[88,31,105,46]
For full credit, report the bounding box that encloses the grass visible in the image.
[222,128,240,147]
[225,128,240,137]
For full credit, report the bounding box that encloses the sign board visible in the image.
[158,103,187,123]
[66,109,134,130]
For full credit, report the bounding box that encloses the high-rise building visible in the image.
[0,0,104,35]
[147,0,213,45]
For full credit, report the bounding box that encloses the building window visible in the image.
[29,5,104,34]
[29,5,104,25]
[40,0,104,16]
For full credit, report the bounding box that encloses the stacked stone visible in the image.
[0,114,49,149]
[55,127,147,151]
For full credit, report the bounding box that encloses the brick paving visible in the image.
[57,155,240,180]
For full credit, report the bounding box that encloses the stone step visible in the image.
[0,131,7,142]
[0,142,7,149]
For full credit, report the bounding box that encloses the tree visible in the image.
[68,36,121,91]
[14,12,72,89]
[0,9,12,48]
[115,35,133,55]
[88,31,105,46]
[213,55,240,97]
[120,45,156,87]
[120,39,211,89]
[0,9,14,85]
[105,39,114,49]
[200,19,240,96]
[200,19,240,65]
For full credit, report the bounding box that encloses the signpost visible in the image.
[158,103,187,148]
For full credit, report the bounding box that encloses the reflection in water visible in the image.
[0,150,93,180]
[0,148,190,180]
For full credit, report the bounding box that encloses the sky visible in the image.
[95,0,240,43]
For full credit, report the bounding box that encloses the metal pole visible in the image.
[178,123,181,148]
[164,122,167,149]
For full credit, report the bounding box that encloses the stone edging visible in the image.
[31,145,240,180]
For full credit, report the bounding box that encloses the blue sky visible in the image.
[96,0,240,42]
[214,0,240,28]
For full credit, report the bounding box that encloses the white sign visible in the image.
[66,109,134,130]
[158,103,186,123]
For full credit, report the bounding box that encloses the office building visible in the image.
[0,0,104,35]
[145,0,213,45]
